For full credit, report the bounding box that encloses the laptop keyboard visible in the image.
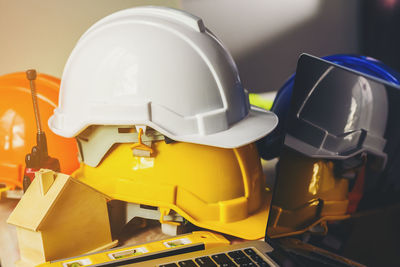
[159,248,271,267]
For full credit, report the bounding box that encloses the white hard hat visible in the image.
[49,6,278,148]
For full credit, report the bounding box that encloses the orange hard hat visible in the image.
[0,72,79,190]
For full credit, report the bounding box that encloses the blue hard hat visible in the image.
[257,54,400,160]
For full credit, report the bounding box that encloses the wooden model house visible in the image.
[7,169,117,267]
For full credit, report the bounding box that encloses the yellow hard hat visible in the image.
[267,148,352,238]
[72,125,271,240]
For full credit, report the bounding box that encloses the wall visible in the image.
[183,0,360,92]
[0,0,180,77]
[0,0,360,92]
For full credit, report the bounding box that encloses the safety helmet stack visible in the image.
[49,6,278,240]
[262,54,398,238]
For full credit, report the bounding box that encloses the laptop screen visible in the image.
[264,54,400,265]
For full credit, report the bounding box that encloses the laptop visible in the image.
[55,54,400,266]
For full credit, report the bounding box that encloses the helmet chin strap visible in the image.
[131,127,153,157]
[76,125,165,167]
[333,153,367,179]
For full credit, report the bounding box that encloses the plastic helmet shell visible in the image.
[258,54,400,161]
[267,147,350,238]
[285,55,389,162]
[73,133,271,240]
[49,6,277,148]
[0,72,79,189]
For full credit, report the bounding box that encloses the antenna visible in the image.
[23,69,60,192]
[26,69,48,157]
[26,70,42,133]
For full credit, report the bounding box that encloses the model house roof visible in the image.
[7,169,110,231]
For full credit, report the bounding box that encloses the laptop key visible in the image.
[249,254,262,262]
[211,253,230,264]
[243,248,256,256]
[249,254,271,266]
[228,250,246,259]
[256,261,271,267]
[233,256,252,265]
[221,264,236,267]
[159,264,179,267]
[211,253,236,267]
[195,256,217,267]
[178,260,197,267]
